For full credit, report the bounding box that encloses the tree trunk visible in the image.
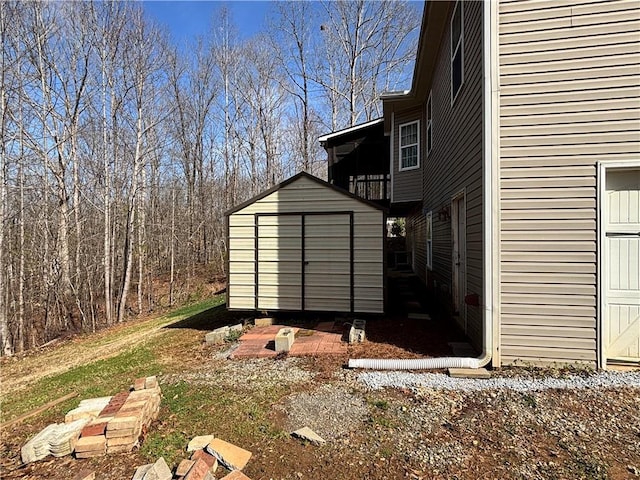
[117,108,142,324]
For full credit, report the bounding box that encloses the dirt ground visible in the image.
[1,300,639,480]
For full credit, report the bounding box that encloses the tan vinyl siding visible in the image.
[392,106,423,203]
[227,175,384,313]
[498,0,640,365]
[421,1,484,348]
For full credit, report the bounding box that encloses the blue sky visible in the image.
[143,1,273,44]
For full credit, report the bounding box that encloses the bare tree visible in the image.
[0,1,13,355]
[117,8,166,323]
[269,2,318,173]
[318,0,419,128]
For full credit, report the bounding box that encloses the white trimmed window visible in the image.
[399,120,419,170]
[450,0,464,104]
[426,91,433,156]
[426,211,433,270]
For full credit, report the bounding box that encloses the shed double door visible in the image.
[604,169,640,363]
[256,213,352,312]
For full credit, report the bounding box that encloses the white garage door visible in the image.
[604,168,640,363]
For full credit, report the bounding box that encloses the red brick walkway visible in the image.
[230,322,347,359]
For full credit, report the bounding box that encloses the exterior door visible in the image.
[604,168,640,363]
[256,215,302,310]
[303,213,352,312]
[451,192,466,328]
[256,213,352,312]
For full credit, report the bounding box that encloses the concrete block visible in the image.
[131,464,153,480]
[229,323,243,333]
[448,367,491,379]
[187,435,214,452]
[142,457,172,480]
[206,438,252,471]
[254,317,273,327]
[349,319,366,344]
[205,326,229,344]
[291,427,326,445]
[275,328,295,352]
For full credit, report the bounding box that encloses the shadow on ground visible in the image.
[163,304,247,331]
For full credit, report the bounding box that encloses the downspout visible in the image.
[349,1,495,371]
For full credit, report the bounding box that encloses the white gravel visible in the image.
[357,370,640,392]
[276,383,369,440]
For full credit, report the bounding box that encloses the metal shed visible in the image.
[226,172,386,314]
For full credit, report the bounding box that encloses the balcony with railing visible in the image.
[349,174,390,202]
[319,118,390,208]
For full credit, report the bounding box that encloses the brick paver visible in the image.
[231,324,347,359]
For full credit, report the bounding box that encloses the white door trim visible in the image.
[451,189,467,332]
[597,160,640,370]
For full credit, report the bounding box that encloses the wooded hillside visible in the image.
[0,0,419,354]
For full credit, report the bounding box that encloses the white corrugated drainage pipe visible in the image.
[348,355,486,370]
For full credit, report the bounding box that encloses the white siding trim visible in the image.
[485,0,500,367]
[597,159,640,370]
[390,112,395,203]
[426,91,433,157]
[426,211,433,270]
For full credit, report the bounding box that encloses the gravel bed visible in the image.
[162,357,315,389]
[358,370,640,392]
[275,383,369,440]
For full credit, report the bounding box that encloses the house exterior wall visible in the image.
[392,106,424,203]
[424,0,484,346]
[497,0,640,364]
[227,175,385,313]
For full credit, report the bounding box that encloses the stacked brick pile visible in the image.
[75,376,161,457]
[131,436,253,480]
[21,376,162,463]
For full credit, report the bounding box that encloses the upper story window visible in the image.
[426,91,433,156]
[451,1,464,104]
[399,120,420,171]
